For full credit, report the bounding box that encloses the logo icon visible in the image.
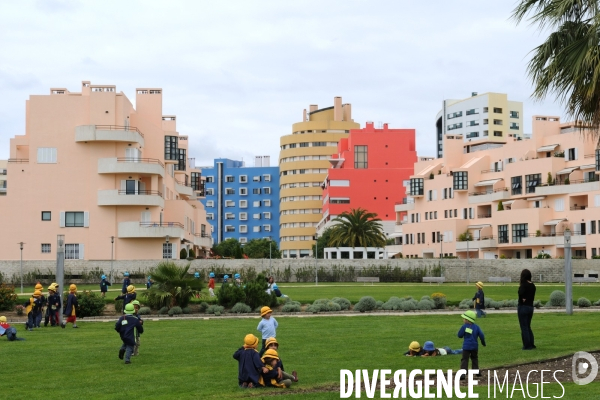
[572,351,598,385]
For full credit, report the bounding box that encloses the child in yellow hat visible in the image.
[404,341,424,356]
[257,306,278,356]
[260,349,293,388]
[472,282,486,318]
[265,337,298,382]
[115,285,137,314]
[233,334,269,388]
[24,290,43,331]
[61,284,79,328]
[44,283,61,327]
[34,283,46,328]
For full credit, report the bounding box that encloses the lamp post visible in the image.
[56,235,65,326]
[564,229,573,315]
[268,236,272,277]
[439,234,444,277]
[314,233,319,286]
[466,234,470,284]
[18,242,24,293]
[110,236,114,285]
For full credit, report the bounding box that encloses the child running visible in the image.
[458,310,486,378]
[208,272,215,297]
[472,282,487,318]
[233,334,268,388]
[115,303,143,364]
[121,272,131,294]
[131,300,143,356]
[115,285,137,313]
[257,306,277,356]
[61,284,79,329]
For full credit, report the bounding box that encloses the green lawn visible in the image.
[1,312,598,399]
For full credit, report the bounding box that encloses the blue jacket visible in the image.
[122,278,131,294]
[458,323,486,351]
[100,279,111,292]
[115,314,143,346]
[47,293,61,311]
[115,292,137,311]
[472,290,485,310]
[63,293,78,317]
[233,347,264,386]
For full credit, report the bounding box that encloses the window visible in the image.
[454,209,457,217]
[206,188,214,195]
[466,132,478,138]
[447,123,463,131]
[510,122,519,130]
[263,187,271,194]
[263,212,271,219]
[253,188,261,195]
[164,136,178,161]
[253,201,261,207]
[225,200,234,207]
[253,213,261,219]
[410,178,424,196]
[226,176,234,182]
[264,200,271,207]
[312,142,326,147]
[493,131,503,137]
[206,213,214,220]
[466,121,479,127]
[162,243,173,259]
[239,188,247,195]
[444,210,448,218]
[225,226,235,232]
[596,149,600,171]
[453,171,468,190]
[253,226,262,232]
[483,119,489,125]
[239,200,248,208]
[205,176,214,183]
[512,223,528,243]
[37,148,57,163]
[175,148,186,171]
[239,237,247,244]
[354,145,368,168]
[239,225,247,233]
[568,148,577,160]
[483,107,488,113]
[263,174,271,182]
[591,220,597,234]
[239,175,247,183]
[525,174,541,194]
[225,188,235,195]
[510,111,519,118]
[42,211,51,221]
[300,142,309,147]
[65,244,83,260]
[253,176,261,182]
[65,212,84,227]
[493,119,503,125]
[511,176,522,195]
[225,213,235,220]
[206,200,214,207]
[447,111,463,119]
[41,244,51,253]
[498,225,509,244]
[239,212,248,220]
[493,107,503,113]
[264,225,271,232]
[465,109,478,115]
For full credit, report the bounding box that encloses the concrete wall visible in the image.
[0,258,597,284]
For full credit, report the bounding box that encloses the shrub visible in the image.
[484,297,494,309]
[306,299,329,313]
[158,306,169,315]
[549,290,566,306]
[182,307,192,314]
[0,283,19,311]
[489,301,502,309]
[243,273,278,309]
[206,305,225,315]
[382,297,404,310]
[502,299,518,308]
[231,302,252,314]
[188,249,196,259]
[533,300,542,309]
[376,300,384,309]
[354,296,377,312]
[217,282,245,308]
[143,262,203,309]
[180,248,188,259]
[401,300,416,312]
[416,299,432,310]
[115,300,124,314]
[431,293,447,309]
[577,297,591,308]
[198,302,209,312]
[138,307,151,315]
[459,299,473,309]
[76,290,106,318]
[168,306,183,316]
[326,301,341,311]
[594,299,600,306]
[332,297,351,310]
[15,305,24,316]
[282,302,301,312]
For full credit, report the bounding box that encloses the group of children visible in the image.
[234,306,298,388]
[22,282,77,330]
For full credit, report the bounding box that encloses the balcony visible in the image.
[468,187,510,204]
[522,232,586,247]
[98,158,164,177]
[193,233,213,249]
[8,159,29,163]
[175,180,194,197]
[118,221,183,239]
[395,198,415,212]
[98,190,164,207]
[456,236,497,251]
[535,180,600,196]
[75,125,145,146]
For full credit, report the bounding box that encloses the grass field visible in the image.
[1,312,598,399]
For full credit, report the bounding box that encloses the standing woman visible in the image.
[518,269,536,350]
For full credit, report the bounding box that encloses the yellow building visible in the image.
[279,97,359,258]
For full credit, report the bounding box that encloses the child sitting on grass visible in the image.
[0,316,25,341]
[260,349,293,388]
[265,337,298,382]
[257,307,278,356]
[420,341,462,356]
[404,341,424,356]
[458,310,486,378]
[233,334,269,388]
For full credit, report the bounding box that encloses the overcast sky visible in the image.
[0,0,564,166]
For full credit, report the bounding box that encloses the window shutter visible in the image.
[139,181,146,193]
[171,243,177,259]
[565,151,569,161]
[121,180,126,191]
[449,231,453,242]
[433,190,437,201]
[586,221,591,234]
[595,195,600,207]
[83,212,89,227]
[79,244,85,260]
[60,212,65,228]
[554,199,564,212]
[574,148,578,160]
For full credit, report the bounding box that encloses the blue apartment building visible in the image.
[200,157,280,246]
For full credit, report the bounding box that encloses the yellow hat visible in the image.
[0,316,6,323]
[35,283,43,291]
[127,285,135,294]
[69,284,77,292]
[33,290,42,297]
[243,334,259,348]
[260,306,273,317]
[409,341,421,351]
[476,282,483,289]
[52,282,59,288]
[265,337,279,348]
[261,349,280,361]
[47,284,56,291]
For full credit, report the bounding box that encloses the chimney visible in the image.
[334,96,342,121]
[303,108,307,122]
[471,92,478,97]
[255,156,262,167]
[309,104,318,113]
[263,156,270,167]
[383,123,389,130]
[342,103,352,121]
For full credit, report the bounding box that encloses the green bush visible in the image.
[382,297,404,310]
[158,307,169,315]
[198,302,210,312]
[549,290,566,306]
[206,305,225,315]
[376,300,384,309]
[459,299,473,309]
[484,297,494,308]
[281,301,301,312]
[306,299,329,313]
[431,293,446,309]
[217,282,245,308]
[182,307,192,314]
[326,301,341,311]
[143,262,203,309]
[594,299,600,306]
[188,249,196,259]
[489,301,502,309]
[533,300,542,308]
[231,302,252,314]
[401,301,416,312]
[168,306,183,316]
[138,307,151,315]
[76,290,106,318]
[502,299,519,307]
[354,296,377,312]
[577,297,591,308]
[331,297,350,310]
[243,273,278,309]
[180,249,188,259]
[115,300,124,314]
[416,299,432,310]
[0,283,18,311]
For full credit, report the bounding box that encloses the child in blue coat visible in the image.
[115,285,137,314]
[233,334,268,388]
[458,310,486,377]
[100,274,111,298]
[115,303,143,364]
[472,282,486,318]
[121,272,131,294]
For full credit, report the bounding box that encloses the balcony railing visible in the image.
[477,214,492,218]
[8,159,29,163]
[118,190,163,197]
[395,198,415,205]
[116,157,164,167]
[468,187,508,196]
[526,231,582,237]
[140,221,184,228]
[193,233,212,238]
[570,206,587,211]
[175,179,192,187]
[481,168,502,173]
[584,154,595,158]
[0,169,6,175]
[543,177,599,186]
[95,125,144,138]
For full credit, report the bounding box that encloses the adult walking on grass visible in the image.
[518,269,536,350]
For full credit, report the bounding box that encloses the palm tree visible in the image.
[143,261,204,309]
[513,1,600,136]
[327,208,387,248]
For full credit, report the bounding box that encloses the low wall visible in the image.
[0,258,597,284]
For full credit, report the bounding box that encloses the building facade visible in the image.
[436,93,523,158]
[0,159,7,196]
[318,122,417,236]
[279,97,360,258]
[0,81,211,261]
[398,115,600,259]
[200,157,279,245]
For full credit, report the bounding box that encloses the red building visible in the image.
[319,122,417,234]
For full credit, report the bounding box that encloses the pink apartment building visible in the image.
[0,81,211,261]
[397,116,600,259]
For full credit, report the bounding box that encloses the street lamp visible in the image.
[110,236,115,285]
[268,236,272,276]
[56,235,65,326]
[439,234,444,277]
[18,242,24,293]
[564,229,573,315]
[314,233,319,286]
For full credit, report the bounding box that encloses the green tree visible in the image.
[327,208,387,248]
[513,1,600,135]
[142,261,204,309]
[312,228,336,258]
[243,238,281,259]
[214,238,242,258]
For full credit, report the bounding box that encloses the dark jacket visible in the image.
[261,365,286,388]
[115,293,137,310]
[122,278,131,294]
[115,314,143,346]
[458,323,486,351]
[134,314,143,338]
[100,279,111,292]
[472,289,485,310]
[233,347,264,386]
[24,296,43,314]
[63,293,78,317]
[47,293,61,311]
[518,281,536,307]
